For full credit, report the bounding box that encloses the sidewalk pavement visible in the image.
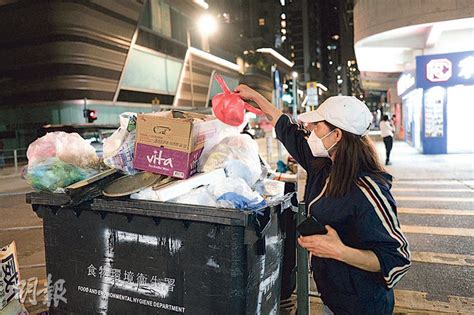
[376,141,474,181]
[0,163,31,194]
[257,135,474,182]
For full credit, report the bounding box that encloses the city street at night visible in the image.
[1,0,474,314]
[1,140,473,313]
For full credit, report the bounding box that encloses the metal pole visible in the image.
[265,132,273,165]
[272,66,284,162]
[201,34,210,53]
[187,30,195,108]
[296,202,310,315]
[276,92,284,162]
[13,149,18,172]
[83,98,87,123]
[112,14,140,103]
[293,76,298,119]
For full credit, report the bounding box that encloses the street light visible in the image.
[186,14,217,49]
[197,14,217,37]
[186,14,218,108]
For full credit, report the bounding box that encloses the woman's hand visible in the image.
[298,225,382,272]
[234,84,283,126]
[297,225,347,261]
[234,84,264,103]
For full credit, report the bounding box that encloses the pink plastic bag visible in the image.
[27,131,99,168]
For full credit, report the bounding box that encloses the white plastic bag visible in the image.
[130,169,226,202]
[26,132,100,192]
[198,119,248,167]
[103,112,135,158]
[223,159,256,187]
[167,177,263,209]
[171,186,219,207]
[103,112,138,174]
[199,134,262,186]
[208,177,264,204]
[254,179,285,198]
[27,131,99,168]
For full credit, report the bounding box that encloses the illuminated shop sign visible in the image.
[397,73,415,96]
[416,51,474,88]
[458,56,474,80]
[426,59,452,82]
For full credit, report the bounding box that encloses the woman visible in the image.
[234,85,411,314]
[380,115,395,165]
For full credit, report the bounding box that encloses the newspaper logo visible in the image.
[1,253,19,308]
[17,274,67,307]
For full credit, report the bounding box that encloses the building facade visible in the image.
[0,0,243,151]
[354,0,474,153]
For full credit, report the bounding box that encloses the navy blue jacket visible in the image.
[275,115,411,314]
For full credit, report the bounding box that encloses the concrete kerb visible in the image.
[0,164,26,179]
[0,173,22,179]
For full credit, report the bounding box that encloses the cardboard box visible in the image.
[133,111,217,179]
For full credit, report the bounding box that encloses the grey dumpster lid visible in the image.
[91,194,292,227]
[26,192,71,206]
[26,191,293,227]
[25,170,122,207]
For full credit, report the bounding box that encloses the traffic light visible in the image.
[286,79,293,93]
[282,79,294,104]
[83,109,97,123]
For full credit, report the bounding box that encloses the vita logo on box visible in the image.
[146,150,174,167]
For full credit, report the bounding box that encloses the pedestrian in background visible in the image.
[380,115,395,165]
[376,108,381,128]
[391,114,398,137]
[234,85,411,314]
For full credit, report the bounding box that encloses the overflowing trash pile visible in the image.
[24,110,285,212]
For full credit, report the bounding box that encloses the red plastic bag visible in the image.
[211,73,263,126]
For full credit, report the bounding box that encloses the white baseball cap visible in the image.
[298,96,372,135]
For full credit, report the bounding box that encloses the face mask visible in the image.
[307,129,337,158]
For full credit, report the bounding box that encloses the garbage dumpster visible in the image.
[27,192,292,314]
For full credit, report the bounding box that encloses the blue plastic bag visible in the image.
[217,192,267,212]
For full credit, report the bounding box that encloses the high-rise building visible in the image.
[283,0,363,101]
[283,0,323,82]
[206,0,286,62]
[206,0,294,104]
